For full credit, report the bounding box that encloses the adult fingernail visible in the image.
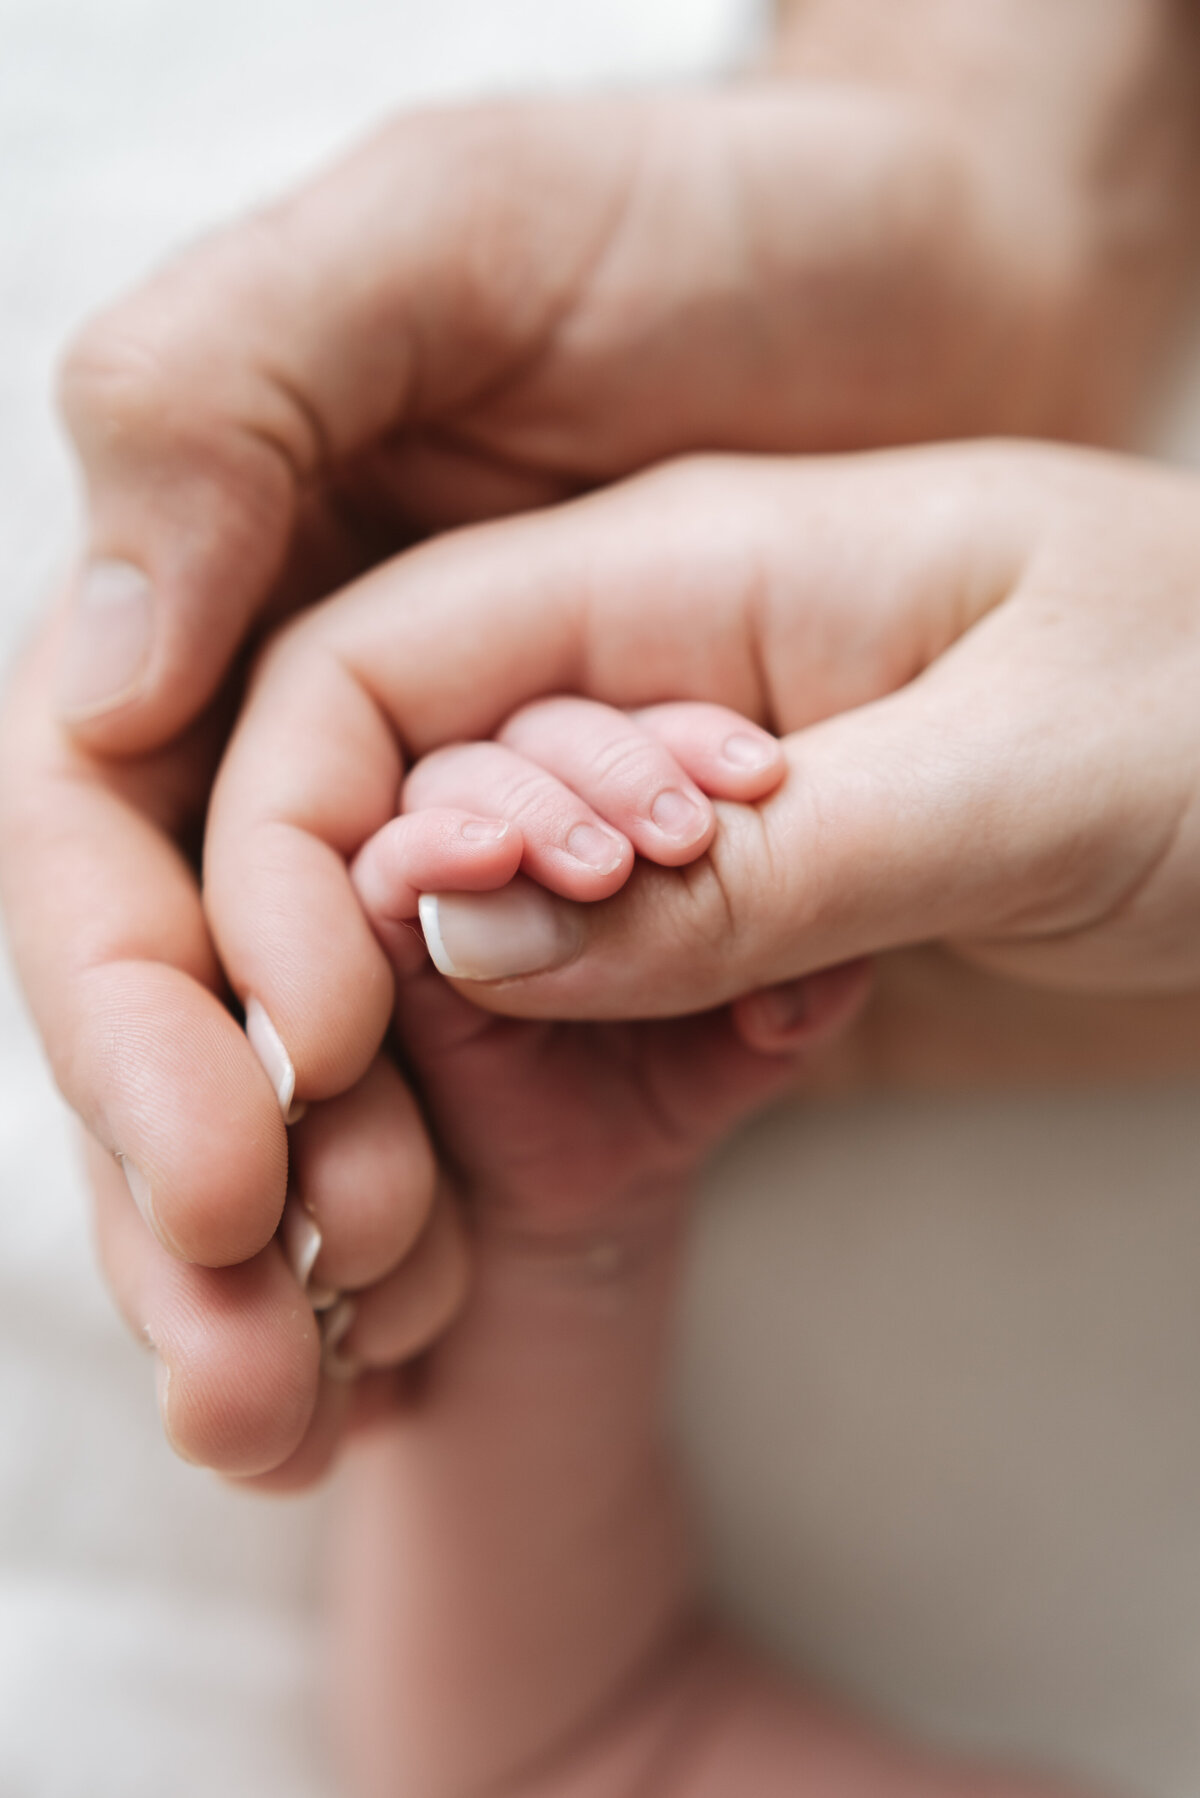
[418,880,582,981]
[245,998,304,1121]
[650,788,708,843]
[566,822,625,873]
[58,559,154,718]
[321,1297,359,1383]
[156,1359,197,1465]
[117,1152,178,1255]
[281,1198,340,1311]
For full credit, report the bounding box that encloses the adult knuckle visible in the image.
[57,310,175,450]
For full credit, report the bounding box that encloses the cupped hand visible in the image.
[56,1,1200,749]
[6,0,1200,1477]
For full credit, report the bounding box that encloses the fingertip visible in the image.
[56,559,155,725]
[632,703,785,802]
[210,844,398,1104]
[353,809,528,978]
[732,959,875,1057]
[154,1249,322,1477]
[227,1376,354,1495]
[349,1192,471,1370]
[353,809,524,920]
[288,1058,439,1293]
[717,728,787,798]
[83,965,289,1267]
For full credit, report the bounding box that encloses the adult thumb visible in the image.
[54,244,313,749]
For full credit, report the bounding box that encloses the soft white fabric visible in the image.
[1,3,1200,1794]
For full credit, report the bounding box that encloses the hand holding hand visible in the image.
[204,443,1200,1085]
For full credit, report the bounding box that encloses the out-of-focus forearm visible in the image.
[768,0,1200,440]
[798,949,1200,1100]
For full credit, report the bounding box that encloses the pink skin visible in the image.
[75,695,790,1479]
[4,0,1199,1489]
[321,820,1073,1798]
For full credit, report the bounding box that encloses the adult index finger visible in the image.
[0,608,287,1266]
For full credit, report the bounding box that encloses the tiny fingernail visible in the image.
[321,1297,359,1382]
[460,817,511,844]
[566,822,625,873]
[649,788,707,842]
[722,732,776,771]
[749,979,811,1039]
[418,881,582,981]
[58,559,154,719]
[245,997,297,1118]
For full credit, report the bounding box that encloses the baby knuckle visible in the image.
[589,733,663,791]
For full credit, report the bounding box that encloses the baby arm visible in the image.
[326,726,1074,1798]
[301,695,863,1388]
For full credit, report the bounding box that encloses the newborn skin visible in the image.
[325,779,1076,1798]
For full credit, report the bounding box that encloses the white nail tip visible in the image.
[282,1199,322,1290]
[418,894,456,977]
[281,1201,342,1311]
[119,1153,157,1234]
[321,1297,359,1382]
[417,882,579,982]
[245,997,296,1116]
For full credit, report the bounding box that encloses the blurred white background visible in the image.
[2,3,1200,1794]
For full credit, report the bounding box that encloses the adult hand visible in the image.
[203,442,1200,1096]
[5,0,1199,1471]
[56,0,1200,748]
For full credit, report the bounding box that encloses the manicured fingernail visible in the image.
[418,881,582,981]
[566,822,625,873]
[245,997,302,1120]
[650,788,707,843]
[156,1359,197,1464]
[117,1152,178,1255]
[282,1197,321,1287]
[460,817,511,843]
[281,1199,340,1310]
[722,732,776,771]
[321,1297,359,1382]
[58,559,154,718]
